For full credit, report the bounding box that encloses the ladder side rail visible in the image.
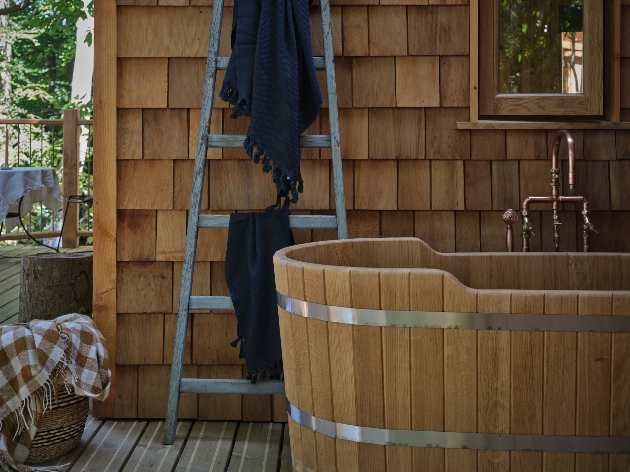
[320,0,348,239]
[164,0,225,445]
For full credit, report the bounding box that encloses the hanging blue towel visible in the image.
[224,209,292,381]
[220,0,322,206]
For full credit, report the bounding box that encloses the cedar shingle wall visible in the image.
[113,1,630,419]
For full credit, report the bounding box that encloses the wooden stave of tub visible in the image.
[273,238,630,472]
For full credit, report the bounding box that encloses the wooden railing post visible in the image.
[62,109,80,248]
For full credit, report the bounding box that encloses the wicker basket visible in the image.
[25,386,89,465]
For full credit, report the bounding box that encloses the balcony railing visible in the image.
[0,109,93,248]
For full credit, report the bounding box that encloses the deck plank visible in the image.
[174,421,237,472]
[0,272,19,294]
[227,422,283,472]
[0,246,47,260]
[0,284,19,306]
[279,424,292,472]
[0,247,24,258]
[123,420,192,472]
[38,415,105,471]
[0,244,92,256]
[0,298,18,325]
[69,420,147,472]
[0,262,21,285]
[0,245,38,255]
[25,417,291,472]
[0,313,18,326]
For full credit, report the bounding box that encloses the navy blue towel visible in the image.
[220,0,322,206]
[224,210,292,381]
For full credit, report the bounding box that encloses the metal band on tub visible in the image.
[287,401,630,454]
[277,292,630,333]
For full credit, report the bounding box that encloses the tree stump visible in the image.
[19,253,93,322]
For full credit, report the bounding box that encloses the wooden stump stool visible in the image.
[19,253,93,322]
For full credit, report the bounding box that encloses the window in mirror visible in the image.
[479,0,601,116]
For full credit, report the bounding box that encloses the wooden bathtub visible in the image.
[273,238,630,472]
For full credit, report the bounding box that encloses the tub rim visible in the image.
[274,237,630,299]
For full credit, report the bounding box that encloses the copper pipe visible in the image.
[522,197,593,252]
[524,130,577,252]
[523,196,588,212]
[517,131,598,252]
[552,130,576,189]
[507,226,514,252]
[523,196,553,207]
[558,196,588,203]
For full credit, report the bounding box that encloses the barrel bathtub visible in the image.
[273,238,630,472]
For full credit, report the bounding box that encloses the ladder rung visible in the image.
[180,378,286,395]
[190,295,233,310]
[207,134,331,148]
[217,56,325,70]
[199,214,338,229]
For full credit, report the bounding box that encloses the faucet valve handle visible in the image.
[550,167,560,188]
[552,214,563,251]
[582,210,599,235]
[584,222,599,235]
[503,209,518,226]
[522,222,535,238]
[553,214,562,231]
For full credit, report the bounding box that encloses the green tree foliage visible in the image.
[0,1,94,240]
[1,0,92,118]
[498,0,583,94]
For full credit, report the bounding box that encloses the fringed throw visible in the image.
[219,0,322,206]
[224,209,292,381]
[0,315,110,472]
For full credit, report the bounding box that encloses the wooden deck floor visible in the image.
[0,244,93,325]
[1,245,293,470]
[43,418,292,472]
[1,245,293,471]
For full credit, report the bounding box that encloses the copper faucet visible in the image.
[553,129,576,191]
[508,130,597,252]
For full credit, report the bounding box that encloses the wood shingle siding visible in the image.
[368,108,425,158]
[97,0,630,421]
[117,58,168,108]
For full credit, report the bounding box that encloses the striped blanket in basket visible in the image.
[0,314,110,472]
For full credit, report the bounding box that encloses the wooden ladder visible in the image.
[164,0,348,445]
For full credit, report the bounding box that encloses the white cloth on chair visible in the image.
[0,167,63,233]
